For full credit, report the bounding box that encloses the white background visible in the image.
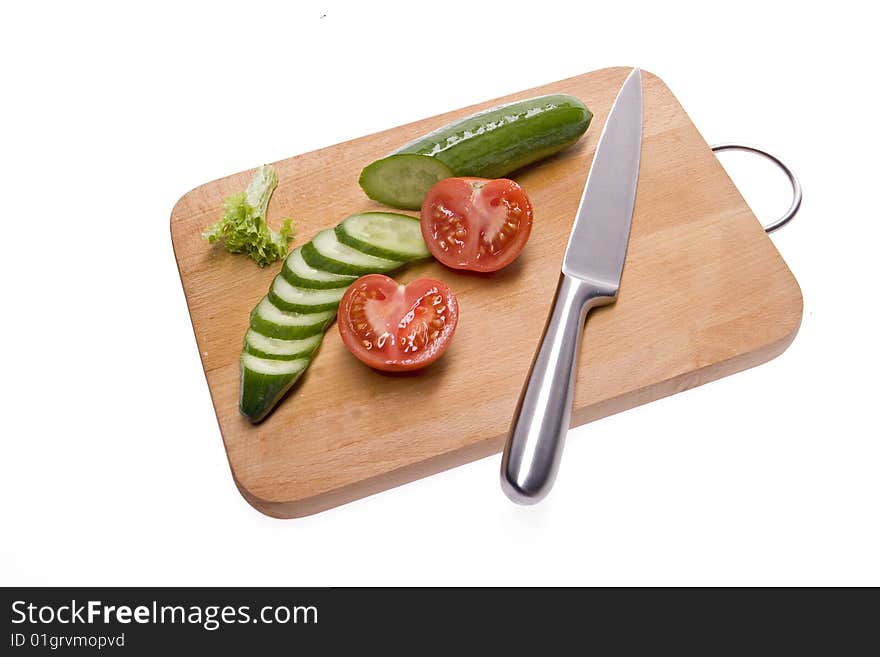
[2,1,877,586]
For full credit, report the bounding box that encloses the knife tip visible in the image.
[624,68,643,95]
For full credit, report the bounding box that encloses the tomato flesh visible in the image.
[338,274,459,372]
[420,177,533,272]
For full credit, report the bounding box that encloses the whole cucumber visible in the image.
[359,94,592,210]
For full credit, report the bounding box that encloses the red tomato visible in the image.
[420,177,534,272]
[337,274,459,372]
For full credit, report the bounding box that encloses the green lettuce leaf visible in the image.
[202,164,294,267]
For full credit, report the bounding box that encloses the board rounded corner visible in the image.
[233,474,318,520]
[771,271,804,358]
[742,267,804,372]
[170,183,207,232]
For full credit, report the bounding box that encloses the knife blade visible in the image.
[500,68,643,504]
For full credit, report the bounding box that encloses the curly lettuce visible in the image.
[202,164,294,267]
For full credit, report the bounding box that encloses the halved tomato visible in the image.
[337,274,459,372]
[420,177,534,272]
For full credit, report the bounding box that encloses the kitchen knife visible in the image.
[500,68,643,504]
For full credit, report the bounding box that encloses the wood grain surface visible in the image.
[170,67,803,518]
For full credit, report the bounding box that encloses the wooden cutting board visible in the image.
[171,67,802,518]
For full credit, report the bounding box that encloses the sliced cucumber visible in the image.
[239,353,310,422]
[335,212,431,261]
[240,210,433,422]
[268,275,346,313]
[240,352,310,376]
[359,154,454,210]
[281,247,357,289]
[244,329,323,361]
[249,297,336,339]
[301,228,403,276]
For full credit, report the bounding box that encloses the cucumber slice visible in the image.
[241,352,309,376]
[335,212,431,261]
[359,153,454,211]
[281,247,357,289]
[239,353,310,422]
[244,329,323,361]
[268,275,346,313]
[249,297,336,339]
[301,229,403,275]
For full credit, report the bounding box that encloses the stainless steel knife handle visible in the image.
[500,273,613,504]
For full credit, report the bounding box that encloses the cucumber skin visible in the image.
[280,263,355,290]
[243,341,320,361]
[334,213,430,262]
[266,274,344,314]
[239,366,305,423]
[358,94,592,209]
[281,267,357,290]
[267,289,343,314]
[249,306,334,340]
[399,94,592,178]
[280,248,356,290]
[300,239,402,276]
[243,333,322,361]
